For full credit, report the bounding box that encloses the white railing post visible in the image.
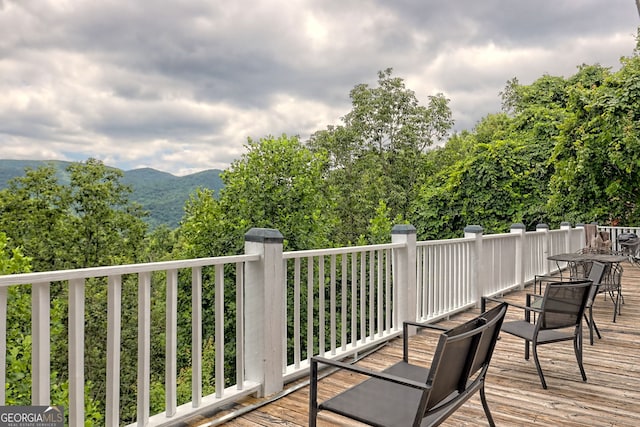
[391,225,417,327]
[0,287,6,406]
[537,223,550,275]
[464,225,484,306]
[32,282,50,405]
[510,223,526,290]
[68,278,85,426]
[561,222,572,253]
[137,271,151,425]
[165,269,178,417]
[244,228,284,397]
[576,223,586,251]
[106,276,122,427]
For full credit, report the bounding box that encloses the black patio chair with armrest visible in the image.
[583,262,607,344]
[533,262,606,345]
[309,302,507,427]
[599,261,624,322]
[483,280,592,389]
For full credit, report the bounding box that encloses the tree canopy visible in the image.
[309,68,453,243]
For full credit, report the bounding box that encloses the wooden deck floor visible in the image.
[195,263,640,426]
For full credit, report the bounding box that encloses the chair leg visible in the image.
[309,360,319,427]
[585,308,601,346]
[574,334,587,382]
[584,313,592,346]
[612,289,620,322]
[531,343,547,389]
[479,384,496,427]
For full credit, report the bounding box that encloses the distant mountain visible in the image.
[0,159,224,229]
[0,159,75,186]
[121,167,224,228]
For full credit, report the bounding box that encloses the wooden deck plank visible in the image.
[195,263,640,426]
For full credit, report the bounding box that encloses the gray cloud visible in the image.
[0,0,638,175]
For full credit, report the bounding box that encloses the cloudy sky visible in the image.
[1,0,638,176]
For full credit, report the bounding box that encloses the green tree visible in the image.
[0,232,31,275]
[361,199,401,245]
[548,58,640,225]
[0,159,151,422]
[0,234,102,424]
[0,164,72,271]
[412,106,560,238]
[309,68,453,243]
[309,126,386,244]
[66,158,149,267]
[0,159,149,269]
[181,134,335,256]
[175,134,336,400]
[345,68,452,155]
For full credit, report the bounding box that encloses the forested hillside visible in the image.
[0,160,223,228]
[121,167,223,228]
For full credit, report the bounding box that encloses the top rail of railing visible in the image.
[0,254,261,287]
[282,242,404,259]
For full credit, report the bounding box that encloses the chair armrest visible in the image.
[509,299,543,313]
[481,295,504,312]
[535,275,566,282]
[401,320,447,362]
[310,356,429,390]
[403,320,448,331]
[534,275,566,292]
[483,295,503,304]
[482,295,542,313]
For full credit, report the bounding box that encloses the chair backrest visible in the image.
[422,302,507,412]
[539,280,592,330]
[586,261,606,306]
[599,261,623,293]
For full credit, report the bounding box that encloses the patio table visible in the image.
[548,252,627,323]
[547,252,627,279]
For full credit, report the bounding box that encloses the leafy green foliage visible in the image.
[0,159,152,421]
[364,200,397,244]
[0,165,73,271]
[0,234,102,423]
[175,134,337,400]
[414,45,640,236]
[180,134,335,255]
[548,58,640,225]
[0,234,33,405]
[309,68,454,243]
[0,233,31,275]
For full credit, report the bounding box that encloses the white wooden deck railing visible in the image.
[416,236,475,321]
[281,242,405,379]
[0,223,590,426]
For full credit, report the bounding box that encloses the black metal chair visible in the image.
[534,262,606,346]
[599,261,624,322]
[485,280,592,389]
[309,302,507,427]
